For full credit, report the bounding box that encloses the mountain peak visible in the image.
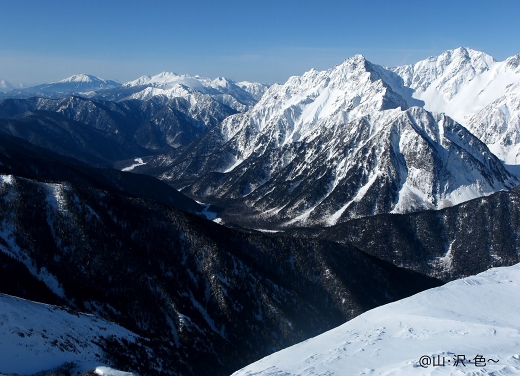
[390,47,510,119]
[0,78,23,92]
[352,53,367,61]
[57,74,106,84]
[122,72,204,91]
[336,54,368,69]
[506,54,520,70]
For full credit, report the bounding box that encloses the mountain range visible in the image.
[137,50,519,228]
[0,138,441,375]
[0,74,121,98]
[0,47,519,375]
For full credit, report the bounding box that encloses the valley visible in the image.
[0,47,519,375]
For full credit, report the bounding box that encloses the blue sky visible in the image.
[1,0,519,85]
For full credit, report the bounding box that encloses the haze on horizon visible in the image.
[1,0,519,86]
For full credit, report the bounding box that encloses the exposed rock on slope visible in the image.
[142,55,517,227]
[290,185,520,281]
[0,169,441,375]
[392,47,520,167]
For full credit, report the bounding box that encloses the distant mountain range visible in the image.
[0,78,24,92]
[0,47,519,375]
[1,73,120,97]
[1,48,519,227]
[0,72,268,112]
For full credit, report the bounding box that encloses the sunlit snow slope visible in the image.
[0,293,139,375]
[123,72,268,112]
[232,263,520,375]
[393,47,520,167]
[392,47,520,124]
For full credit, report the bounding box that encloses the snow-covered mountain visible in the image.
[392,47,520,167]
[0,293,138,375]
[292,184,520,282]
[147,54,517,227]
[0,78,23,92]
[465,84,520,166]
[237,81,269,101]
[232,263,520,375]
[391,47,520,123]
[37,73,121,93]
[122,72,268,112]
[2,74,121,98]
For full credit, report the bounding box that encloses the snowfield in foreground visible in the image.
[0,293,138,375]
[232,263,520,375]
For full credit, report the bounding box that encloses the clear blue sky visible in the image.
[1,0,519,85]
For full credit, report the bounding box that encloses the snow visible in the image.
[391,47,516,123]
[218,54,405,166]
[58,74,104,84]
[0,293,138,375]
[0,79,23,92]
[195,51,518,226]
[95,366,136,376]
[0,180,66,298]
[195,201,222,222]
[0,175,14,185]
[122,72,266,112]
[232,263,520,375]
[466,88,520,166]
[123,72,207,92]
[126,85,195,101]
[189,291,226,338]
[392,47,520,166]
[254,229,282,233]
[121,158,146,172]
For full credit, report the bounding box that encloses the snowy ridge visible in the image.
[40,73,120,91]
[123,71,268,111]
[57,73,114,85]
[127,84,197,101]
[465,84,520,166]
[6,74,122,97]
[126,83,250,113]
[232,263,520,375]
[218,55,407,159]
[236,81,269,101]
[392,47,520,167]
[0,293,138,375]
[0,176,67,297]
[160,53,517,227]
[391,47,520,124]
